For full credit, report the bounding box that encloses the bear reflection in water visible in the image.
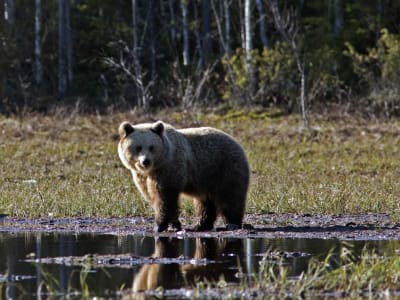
[132,237,243,292]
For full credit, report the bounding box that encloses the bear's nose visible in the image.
[141,158,151,168]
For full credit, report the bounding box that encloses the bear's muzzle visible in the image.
[135,156,152,172]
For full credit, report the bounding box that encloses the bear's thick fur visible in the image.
[118,120,250,232]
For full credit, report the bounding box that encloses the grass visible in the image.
[251,245,400,298]
[1,108,400,219]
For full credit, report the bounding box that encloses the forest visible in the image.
[1,0,400,118]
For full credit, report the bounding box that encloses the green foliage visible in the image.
[221,43,297,105]
[257,42,295,87]
[344,28,400,86]
[222,40,345,108]
[344,29,400,115]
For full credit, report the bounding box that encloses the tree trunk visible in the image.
[255,0,269,48]
[149,0,156,81]
[333,0,343,37]
[168,0,177,47]
[34,0,42,85]
[193,1,203,71]
[375,0,383,41]
[223,0,231,56]
[131,0,143,106]
[181,0,189,66]
[58,0,67,98]
[0,1,4,25]
[244,0,251,64]
[201,0,211,64]
[244,0,256,98]
[210,0,225,54]
[132,0,138,52]
[211,0,243,102]
[239,0,245,50]
[65,0,73,82]
[5,0,15,27]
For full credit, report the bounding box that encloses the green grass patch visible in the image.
[251,245,400,298]
[1,109,400,219]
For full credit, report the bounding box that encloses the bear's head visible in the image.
[118,121,165,174]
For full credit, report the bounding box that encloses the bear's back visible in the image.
[177,127,249,183]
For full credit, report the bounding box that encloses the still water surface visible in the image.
[0,233,398,298]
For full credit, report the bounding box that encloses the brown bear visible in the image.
[118,120,250,232]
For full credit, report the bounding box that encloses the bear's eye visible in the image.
[149,145,154,152]
[135,146,142,153]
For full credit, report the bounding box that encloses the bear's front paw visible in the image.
[171,221,182,232]
[154,222,169,232]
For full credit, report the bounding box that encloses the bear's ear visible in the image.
[119,121,134,139]
[151,121,164,135]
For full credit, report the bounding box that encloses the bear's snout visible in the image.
[138,156,151,169]
[141,157,151,168]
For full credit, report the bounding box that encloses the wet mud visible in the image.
[0,213,398,240]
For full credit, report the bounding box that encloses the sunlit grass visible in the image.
[252,245,400,298]
[1,108,400,219]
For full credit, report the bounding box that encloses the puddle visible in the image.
[0,232,399,298]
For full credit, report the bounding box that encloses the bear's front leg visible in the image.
[152,188,181,232]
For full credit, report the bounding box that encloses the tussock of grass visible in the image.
[253,246,400,298]
[1,108,400,219]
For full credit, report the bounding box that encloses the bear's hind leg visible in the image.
[218,193,245,231]
[193,196,216,231]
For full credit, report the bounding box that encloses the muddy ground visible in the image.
[0,213,399,240]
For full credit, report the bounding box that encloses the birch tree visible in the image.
[5,0,15,27]
[181,0,189,66]
[131,0,143,106]
[34,0,42,85]
[245,0,256,98]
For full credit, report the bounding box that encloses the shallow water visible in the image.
[0,232,398,298]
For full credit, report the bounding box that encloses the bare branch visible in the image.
[268,0,310,128]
